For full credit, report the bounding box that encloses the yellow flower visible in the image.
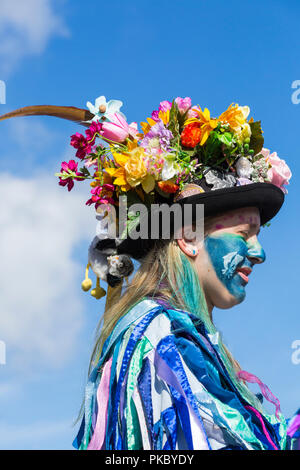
[124,148,147,187]
[105,151,131,191]
[234,123,252,143]
[218,104,250,129]
[185,106,218,145]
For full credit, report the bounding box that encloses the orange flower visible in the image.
[181,122,202,148]
[158,180,179,193]
[218,104,250,129]
[184,107,218,145]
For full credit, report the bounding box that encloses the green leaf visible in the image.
[168,100,180,146]
[250,121,264,155]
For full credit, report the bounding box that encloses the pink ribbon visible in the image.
[245,405,278,450]
[237,369,281,419]
[87,356,113,450]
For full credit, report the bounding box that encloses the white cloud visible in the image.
[0,171,96,370]
[0,0,69,76]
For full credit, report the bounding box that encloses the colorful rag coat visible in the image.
[287,410,300,450]
[74,299,289,450]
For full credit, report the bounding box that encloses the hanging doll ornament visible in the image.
[82,211,134,299]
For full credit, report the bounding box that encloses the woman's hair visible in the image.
[87,214,265,415]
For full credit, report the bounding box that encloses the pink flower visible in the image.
[261,148,292,194]
[158,100,172,112]
[100,113,138,143]
[70,132,92,159]
[175,97,192,114]
[187,106,200,119]
[86,184,115,209]
[58,160,83,191]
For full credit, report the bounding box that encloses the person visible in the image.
[0,96,294,450]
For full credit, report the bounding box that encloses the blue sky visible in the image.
[0,0,299,449]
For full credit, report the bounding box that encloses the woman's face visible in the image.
[193,206,265,312]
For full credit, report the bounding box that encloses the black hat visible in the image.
[117,182,284,260]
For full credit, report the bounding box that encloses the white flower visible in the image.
[86,95,126,123]
[161,154,178,180]
[235,157,253,179]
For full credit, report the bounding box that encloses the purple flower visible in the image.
[236,177,252,186]
[140,120,174,152]
[151,110,160,121]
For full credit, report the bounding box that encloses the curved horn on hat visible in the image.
[0,105,94,127]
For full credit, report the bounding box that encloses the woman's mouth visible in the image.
[236,266,252,283]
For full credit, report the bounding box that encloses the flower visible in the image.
[100,113,138,143]
[58,160,83,191]
[235,157,253,179]
[85,121,103,142]
[86,96,126,123]
[187,106,199,119]
[157,180,179,193]
[234,123,252,143]
[161,153,179,181]
[149,101,172,126]
[262,148,292,194]
[218,104,250,130]
[105,152,131,191]
[86,183,115,209]
[181,122,202,148]
[236,177,252,186]
[124,148,155,192]
[175,97,191,114]
[159,100,172,112]
[140,120,173,153]
[70,132,92,159]
[185,107,218,145]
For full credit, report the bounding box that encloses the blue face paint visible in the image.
[204,233,265,302]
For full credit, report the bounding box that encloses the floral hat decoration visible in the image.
[0,96,292,300]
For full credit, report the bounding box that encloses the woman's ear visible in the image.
[177,238,199,258]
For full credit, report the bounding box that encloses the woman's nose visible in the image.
[246,237,266,264]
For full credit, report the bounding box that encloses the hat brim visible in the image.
[175,182,284,226]
[118,182,284,259]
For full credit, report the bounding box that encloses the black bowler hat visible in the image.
[117,181,284,260]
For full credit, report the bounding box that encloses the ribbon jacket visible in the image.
[74,299,289,450]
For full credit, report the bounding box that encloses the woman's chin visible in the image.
[214,290,246,309]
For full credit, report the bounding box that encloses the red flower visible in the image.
[180,122,202,148]
[70,132,92,159]
[157,181,179,193]
[85,122,102,142]
[58,160,84,191]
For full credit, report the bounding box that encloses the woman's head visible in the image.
[177,206,265,312]
[89,205,267,416]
